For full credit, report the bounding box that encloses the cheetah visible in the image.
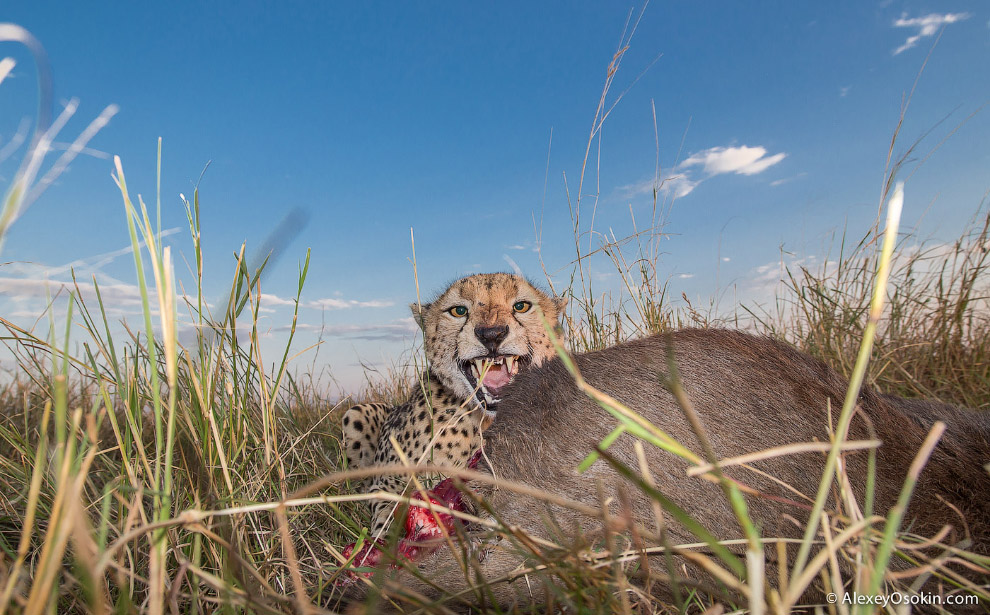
[342,272,565,535]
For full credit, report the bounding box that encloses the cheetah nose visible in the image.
[475,325,509,354]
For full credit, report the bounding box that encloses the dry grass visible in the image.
[752,206,990,410]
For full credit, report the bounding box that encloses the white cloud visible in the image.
[0,273,154,334]
[260,292,393,311]
[619,173,698,199]
[770,172,808,187]
[892,12,970,55]
[839,86,850,98]
[275,318,418,342]
[309,297,393,309]
[677,273,695,279]
[680,145,787,177]
[0,57,15,86]
[0,275,143,307]
[0,238,212,331]
[619,178,652,197]
[664,174,700,198]
[259,293,297,307]
[738,238,990,325]
[621,144,785,201]
[7,229,183,282]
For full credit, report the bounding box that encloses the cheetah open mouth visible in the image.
[461,355,527,407]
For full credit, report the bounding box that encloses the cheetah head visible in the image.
[411,273,566,413]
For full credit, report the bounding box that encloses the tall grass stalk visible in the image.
[788,182,904,599]
[112,153,179,615]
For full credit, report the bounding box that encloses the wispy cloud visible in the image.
[0,275,148,327]
[0,276,141,303]
[49,228,183,278]
[680,145,787,177]
[0,232,195,326]
[505,242,542,253]
[892,12,970,55]
[621,144,786,200]
[665,174,700,198]
[259,292,393,311]
[740,255,826,307]
[0,230,182,285]
[770,172,807,187]
[1,247,391,332]
[619,174,698,199]
[0,57,15,86]
[259,293,297,307]
[310,297,392,309]
[275,318,418,342]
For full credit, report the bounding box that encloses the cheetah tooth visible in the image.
[505,356,515,372]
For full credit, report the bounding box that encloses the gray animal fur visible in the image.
[343,329,990,611]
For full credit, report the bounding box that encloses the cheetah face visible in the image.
[411,273,566,413]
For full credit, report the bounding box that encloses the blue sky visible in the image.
[1,2,988,394]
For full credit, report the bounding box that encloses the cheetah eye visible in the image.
[512,301,532,313]
[448,305,468,317]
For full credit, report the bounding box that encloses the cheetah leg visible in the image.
[368,476,406,536]
[342,403,391,470]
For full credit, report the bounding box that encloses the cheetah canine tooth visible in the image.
[473,359,492,376]
[470,356,523,380]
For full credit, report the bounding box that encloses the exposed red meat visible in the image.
[336,448,483,583]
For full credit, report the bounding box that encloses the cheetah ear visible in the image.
[409,302,430,329]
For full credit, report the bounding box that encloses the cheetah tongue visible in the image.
[481,363,512,394]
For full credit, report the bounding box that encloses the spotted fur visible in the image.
[342,273,565,535]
